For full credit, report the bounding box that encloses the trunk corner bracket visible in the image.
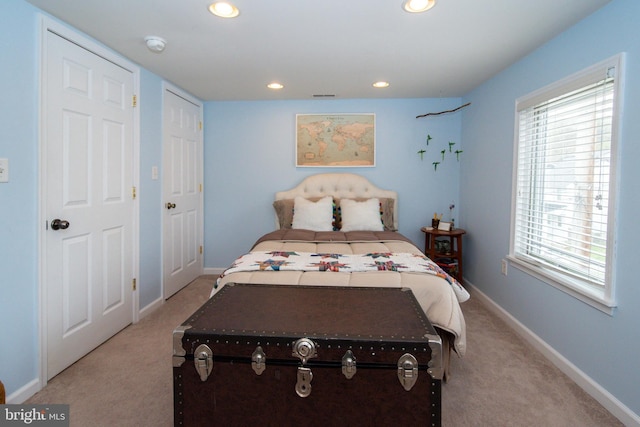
[427,333,444,380]
[172,325,191,367]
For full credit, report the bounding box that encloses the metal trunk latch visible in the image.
[295,367,313,398]
[292,338,317,364]
[341,350,357,379]
[397,353,418,391]
[252,346,266,375]
[194,344,213,382]
[292,338,317,398]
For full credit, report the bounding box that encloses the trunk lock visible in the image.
[397,353,419,391]
[292,338,317,398]
[251,346,266,375]
[295,367,313,398]
[292,338,317,364]
[341,350,357,379]
[194,344,213,382]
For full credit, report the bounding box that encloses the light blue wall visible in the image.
[460,0,639,417]
[0,0,40,399]
[138,70,164,308]
[203,98,462,268]
[0,2,166,399]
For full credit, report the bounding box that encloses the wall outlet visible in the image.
[501,259,508,276]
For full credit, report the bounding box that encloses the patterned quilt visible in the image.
[219,250,470,303]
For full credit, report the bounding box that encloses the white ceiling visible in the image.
[26,0,611,101]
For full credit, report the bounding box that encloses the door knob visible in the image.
[166,202,176,210]
[51,219,70,230]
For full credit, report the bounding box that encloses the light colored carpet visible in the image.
[27,275,622,426]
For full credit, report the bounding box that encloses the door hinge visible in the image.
[199,121,202,131]
[132,94,137,107]
[199,183,202,193]
[199,245,203,255]
[132,186,137,200]
[132,278,137,291]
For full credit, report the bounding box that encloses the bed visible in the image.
[213,173,468,377]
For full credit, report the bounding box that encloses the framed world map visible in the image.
[296,113,375,167]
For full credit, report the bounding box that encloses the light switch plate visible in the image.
[0,158,8,183]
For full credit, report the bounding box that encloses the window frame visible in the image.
[508,54,625,314]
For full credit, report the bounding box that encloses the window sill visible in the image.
[506,255,616,316]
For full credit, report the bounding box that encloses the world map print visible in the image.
[296,114,375,166]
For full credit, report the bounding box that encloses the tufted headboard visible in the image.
[275,173,398,230]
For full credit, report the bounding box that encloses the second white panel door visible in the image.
[162,88,203,299]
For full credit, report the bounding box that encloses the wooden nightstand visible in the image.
[421,227,466,281]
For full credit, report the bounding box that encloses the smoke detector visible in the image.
[145,36,166,53]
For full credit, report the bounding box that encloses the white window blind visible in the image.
[512,55,623,305]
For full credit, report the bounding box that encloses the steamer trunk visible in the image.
[173,284,442,426]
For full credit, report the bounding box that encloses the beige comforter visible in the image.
[214,229,467,356]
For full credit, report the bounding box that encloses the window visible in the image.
[510,54,624,312]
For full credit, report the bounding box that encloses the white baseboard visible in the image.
[203,267,224,276]
[138,296,164,320]
[464,280,640,427]
[7,378,40,404]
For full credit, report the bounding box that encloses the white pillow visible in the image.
[340,198,384,232]
[291,196,334,231]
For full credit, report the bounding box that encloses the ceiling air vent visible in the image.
[312,94,336,98]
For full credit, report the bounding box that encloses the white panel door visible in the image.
[45,31,134,379]
[162,88,203,299]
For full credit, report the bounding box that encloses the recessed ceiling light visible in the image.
[372,81,390,88]
[267,82,284,90]
[209,2,240,18]
[402,0,436,13]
